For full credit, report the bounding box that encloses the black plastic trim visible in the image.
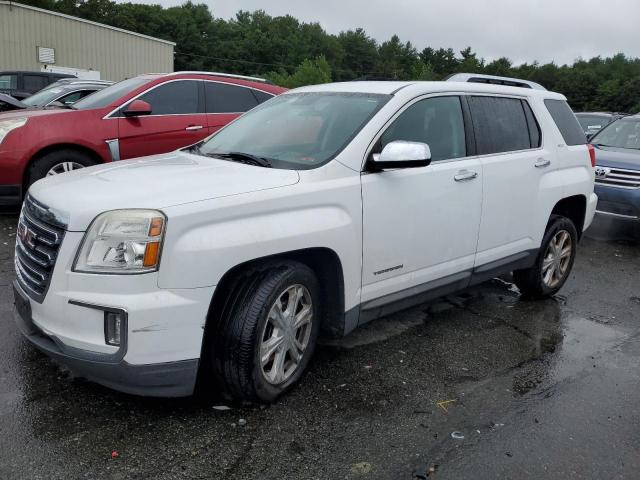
[13,283,198,397]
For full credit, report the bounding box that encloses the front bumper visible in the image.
[13,281,200,397]
[594,183,640,221]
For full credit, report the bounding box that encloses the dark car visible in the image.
[576,112,627,138]
[0,79,113,112]
[0,71,76,100]
[590,115,640,222]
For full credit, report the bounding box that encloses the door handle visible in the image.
[534,158,551,168]
[185,125,203,131]
[454,170,478,182]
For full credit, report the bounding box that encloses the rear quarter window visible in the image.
[544,99,586,146]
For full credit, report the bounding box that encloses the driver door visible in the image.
[360,95,483,311]
[118,79,208,160]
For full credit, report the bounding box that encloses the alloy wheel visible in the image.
[46,162,85,176]
[541,229,572,288]
[259,284,313,385]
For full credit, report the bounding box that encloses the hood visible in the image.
[593,145,640,170]
[0,93,26,111]
[28,150,300,231]
[0,106,74,120]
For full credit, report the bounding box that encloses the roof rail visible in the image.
[168,71,269,83]
[445,73,546,91]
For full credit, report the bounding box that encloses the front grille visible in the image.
[14,196,66,303]
[595,166,640,189]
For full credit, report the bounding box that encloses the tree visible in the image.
[266,56,331,88]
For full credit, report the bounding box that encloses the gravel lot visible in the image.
[1,212,639,479]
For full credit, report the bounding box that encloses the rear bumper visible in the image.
[594,183,640,221]
[13,280,200,397]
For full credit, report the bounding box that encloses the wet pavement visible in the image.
[0,212,639,479]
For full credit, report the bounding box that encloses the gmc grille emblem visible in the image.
[17,221,36,249]
[595,166,610,178]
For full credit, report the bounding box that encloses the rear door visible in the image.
[470,95,560,269]
[203,82,267,135]
[117,79,208,159]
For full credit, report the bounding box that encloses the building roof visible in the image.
[0,1,176,46]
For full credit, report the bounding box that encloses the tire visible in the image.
[513,215,578,299]
[27,149,97,188]
[210,261,320,403]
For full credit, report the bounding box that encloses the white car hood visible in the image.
[28,151,300,231]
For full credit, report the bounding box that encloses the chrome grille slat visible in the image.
[14,196,66,303]
[595,165,640,189]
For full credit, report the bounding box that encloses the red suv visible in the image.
[0,72,286,206]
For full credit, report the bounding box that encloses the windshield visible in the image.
[197,92,391,169]
[577,115,610,132]
[591,118,640,149]
[73,77,151,110]
[22,85,67,106]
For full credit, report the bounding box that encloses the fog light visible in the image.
[104,311,123,346]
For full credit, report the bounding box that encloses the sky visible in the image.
[118,0,640,65]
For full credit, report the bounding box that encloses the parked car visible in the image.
[575,112,626,138]
[0,70,76,100]
[0,72,286,206]
[0,79,113,112]
[590,115,640,221]
[13,75,597,401]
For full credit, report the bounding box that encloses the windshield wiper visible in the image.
[206,151,273,168]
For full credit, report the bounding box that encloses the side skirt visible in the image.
[345,249,539,334]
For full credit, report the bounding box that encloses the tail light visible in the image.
[587,144,596,167]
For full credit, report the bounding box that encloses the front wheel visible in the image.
[211,261,320,403]
[27,149,97,188]
[513,215,578,299]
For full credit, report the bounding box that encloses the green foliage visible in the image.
[266,56,331,88]
[17,0,640,112]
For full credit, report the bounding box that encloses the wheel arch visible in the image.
[550,194,587,239]
[23,143,104,191]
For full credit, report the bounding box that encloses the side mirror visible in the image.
[371,141,431,170]
[123,99,152,117]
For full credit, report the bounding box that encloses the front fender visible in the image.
[158,178,363,311]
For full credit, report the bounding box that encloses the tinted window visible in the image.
[23,74,48,92]
[468,96,531,154]
[205,82,259,113]
[138,80,201,115]
[522,100,541,148]
[0,74,17,90]
[380,96,466,162]
[544,99,586,146]
[74,77,151,110]
[57,90,92,105]
[252,89,274,104]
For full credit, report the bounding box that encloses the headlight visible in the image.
[73,210,166,274]
[0,118,27,144]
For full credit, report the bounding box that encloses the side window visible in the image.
[467,96,531,154]
[137,80,201,115]
[380,96,466,162]
[252,89,274,104]
[57,91,87,105]
[0,74,17,90]
[23,74,48,92]
[544,99,586,146]
[205,82,259,113]
[522,100,541,148]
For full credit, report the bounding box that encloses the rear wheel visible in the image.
[513,215,578,299]
[27,149,97,188]
[210,261,320,403]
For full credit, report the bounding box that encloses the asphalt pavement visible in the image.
[0,212,639,480]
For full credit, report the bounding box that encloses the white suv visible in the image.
[13,76,597,401]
